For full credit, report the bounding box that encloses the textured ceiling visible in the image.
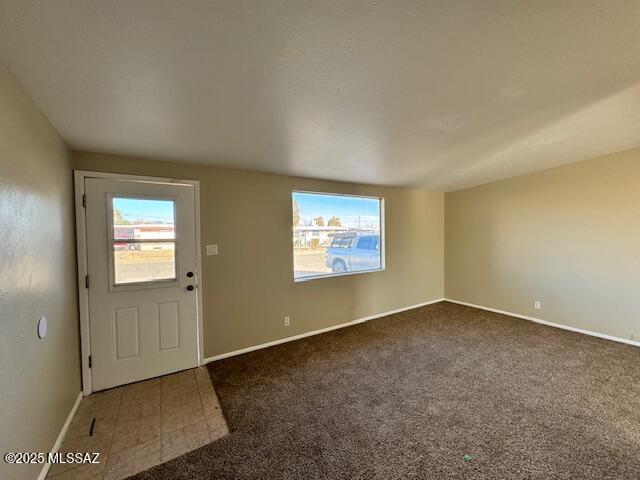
[1,1,640,191]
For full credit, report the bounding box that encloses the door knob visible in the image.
[186,272,194,278]
[186,285,194,291]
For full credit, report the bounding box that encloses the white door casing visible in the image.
[83,176,200,391]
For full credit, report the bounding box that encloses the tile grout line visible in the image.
[102,387,124,480]
[190,369,211,443]
[194,368,214,441]
[197,366,230,441]
[159,378,167,463]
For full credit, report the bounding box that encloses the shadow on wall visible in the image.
[417,82,640,191]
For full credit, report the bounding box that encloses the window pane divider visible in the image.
[112,238,175,243]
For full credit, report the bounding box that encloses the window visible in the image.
[110,197,177,285]
[292,191,384,281]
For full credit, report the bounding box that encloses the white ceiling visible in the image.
[1,1,640,191]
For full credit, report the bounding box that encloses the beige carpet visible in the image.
[131,301,640,479]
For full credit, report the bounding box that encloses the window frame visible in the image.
[107,193,180,289]
[292,190,385,282]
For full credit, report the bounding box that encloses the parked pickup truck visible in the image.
[325,234,381,273]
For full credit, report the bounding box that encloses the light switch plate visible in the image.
[206,244,218,256]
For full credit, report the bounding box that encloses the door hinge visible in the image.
[85,275,89,288]
[82,194,86,208]
[88,355,92,368]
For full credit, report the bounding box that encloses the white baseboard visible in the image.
[445,298,640,348]
[37,391,83,480]
[203,298,446,363]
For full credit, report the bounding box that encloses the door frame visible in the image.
[74,170,205,396]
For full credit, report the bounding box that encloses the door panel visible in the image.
[85,178,199,391]
[114,307,140,360]
[158,302,180,351]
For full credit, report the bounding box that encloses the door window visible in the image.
[110,197,177,285]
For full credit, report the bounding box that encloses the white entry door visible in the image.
[84,177,200,391]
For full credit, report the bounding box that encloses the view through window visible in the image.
[292,191,383,280]
[111,197,177,285]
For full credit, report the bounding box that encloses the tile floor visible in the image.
[47,367,229,480]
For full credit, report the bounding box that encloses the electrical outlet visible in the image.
[631,333,635,341]
[206,244,218,256]
[284,316,290,327]
[533,301,541,310]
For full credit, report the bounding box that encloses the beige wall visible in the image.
[445,147,640,341]
[73,152,444,358]
[0,65,80,480]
